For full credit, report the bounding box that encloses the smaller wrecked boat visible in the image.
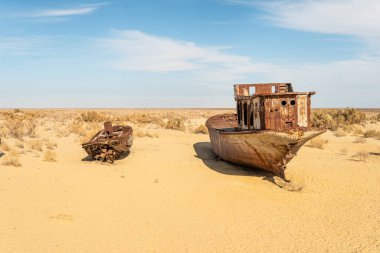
[206,83,324,180]
[82,122,133,163]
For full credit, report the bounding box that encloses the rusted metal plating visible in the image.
[206,83,323,180]
[82,122,133,163]
[234,83,315,131]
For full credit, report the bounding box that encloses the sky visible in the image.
[0,0,379,108]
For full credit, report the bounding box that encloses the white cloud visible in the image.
[95,29,380,107]
[257,0,380,40]
[31,3,107,17]
[97,30,255,73]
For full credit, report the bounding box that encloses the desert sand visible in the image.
[0,109,379,252]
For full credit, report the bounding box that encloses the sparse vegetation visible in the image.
[44,150,57,162]
[165,118,185,132]
[193,124,208,134]
[354,137,366,144]
[306,137,328,149]
[0,141,11,151]
[45,140,58,150]
[312,108,366,130]
[80,111,108,122]
[1,149,21,167]
[351,151,369,162]
[28,139,43,151]
[135,130,159,138]
[364,130,380,139]
[334,128,347,137]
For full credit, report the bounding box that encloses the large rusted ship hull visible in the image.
[206,114,324,179]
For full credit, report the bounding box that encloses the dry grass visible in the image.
[351,151,369,162]
[43,150,57,162]
[193,124,208,134]
[1,149,21,167]
[306,137,328,149]
[334,128,347,137]
[45,140,57,150]
[1,111,38,138]
[0,141,11,151]
[28,139,43,152]
[165,119,185,132]
[135,130,159,138]
[80,111,108,122]
[312,108,366,130]
[354,137,367,144]
[127,113,164,127]
[364,130,380,139]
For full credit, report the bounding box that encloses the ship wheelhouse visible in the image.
[234,83,315,130]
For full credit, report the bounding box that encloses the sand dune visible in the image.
[0,109,379,252]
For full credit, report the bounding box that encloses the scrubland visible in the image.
[0,108,379,253]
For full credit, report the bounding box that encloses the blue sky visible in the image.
[0,0,379,108]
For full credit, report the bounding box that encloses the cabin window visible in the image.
[281,100,287,106]
[249,87,256,96]
[290,100,296,105]
[243,103,248,126]
[271,86,276,93]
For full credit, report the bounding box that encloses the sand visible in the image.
[0,110,379,252]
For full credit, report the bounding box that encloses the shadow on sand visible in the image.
[81,151,130,162]
[193,142,278,184]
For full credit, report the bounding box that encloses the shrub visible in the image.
[311,108,366,130]
[80,111,108,122]
[364,130,380,139]
[334,129,347,137]
[306,137,328,149]
[165,119,185,131]
[28,139,43,151]
[0,141,11,151]
[311,110,337,130]
[44,150,57,162]
[2,112,37,138]
[2,150,21,167]
[128,113,164,126]
[193,124,208,134]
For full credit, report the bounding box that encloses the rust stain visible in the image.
[206,83,323,179]
[82,122,133,163]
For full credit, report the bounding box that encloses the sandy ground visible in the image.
[0,110,379,253]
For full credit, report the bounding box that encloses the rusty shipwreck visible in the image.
[206,83,324,180]
[82,122,133,163]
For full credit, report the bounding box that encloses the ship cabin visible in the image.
[234,83,315,131]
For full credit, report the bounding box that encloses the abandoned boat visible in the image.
[206,83,324,179]
[82,122,133,163]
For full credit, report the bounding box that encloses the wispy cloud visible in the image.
[97,30,255,73]
[239,0,380,40]
[30,3,107,17]
[95,29,380,107]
